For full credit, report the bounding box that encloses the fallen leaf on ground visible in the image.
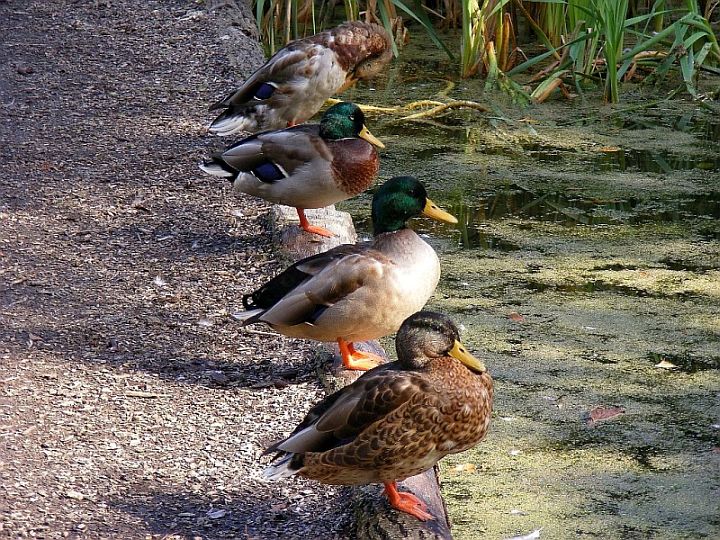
[505,528,542,540]
[65,490,85,500]
[207,509,227,519]
[655,359,677,370]
[453,463,477,474]
[509,312,525,322]
[586,405,625,426]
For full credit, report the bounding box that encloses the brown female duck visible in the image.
[263,311,494,521]
[209,21,392,135]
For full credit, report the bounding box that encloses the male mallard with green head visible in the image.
[200,102,384,237]
[233,176,458,370]
[209,21,392,136]
[263,311,494,521]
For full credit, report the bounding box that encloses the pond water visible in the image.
[339,34,720,540]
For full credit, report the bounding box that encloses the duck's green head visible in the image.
[371,176,458,235]
[319,102,384,148]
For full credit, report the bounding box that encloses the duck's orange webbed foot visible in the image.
[296,208,334,238]
[337,339,383,371]
[383,482,435,521]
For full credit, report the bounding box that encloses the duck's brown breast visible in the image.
[328,139,379,195]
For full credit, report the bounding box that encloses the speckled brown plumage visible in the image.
[264,312,493,519]
[208,22,392,134]
[317,21,393,78]
[300,356,493,485]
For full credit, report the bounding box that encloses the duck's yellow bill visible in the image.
[450,340,486,373]
[359,125,385,149]
[423,198,458,224]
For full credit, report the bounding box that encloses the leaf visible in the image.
[207,509,228,519]
[655,359,678,370]
[585,405,625,426]
[504,529,542,540]
[391,0,453,59]
[453,462,477,474]
[65,489,85,500]
[508,312,525,322]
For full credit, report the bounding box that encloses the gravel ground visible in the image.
[0,1,352,538]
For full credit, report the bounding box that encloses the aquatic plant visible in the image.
[460,0,515,78]
[252,0,720,102]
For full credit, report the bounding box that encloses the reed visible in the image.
[253,0,720,102]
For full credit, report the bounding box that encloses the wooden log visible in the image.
[269,205,357,261]
[274,205,453,540]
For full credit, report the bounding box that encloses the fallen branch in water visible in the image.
[326,97,489,121]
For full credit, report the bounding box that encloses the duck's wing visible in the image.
[265,367,426,455]
[209,45,323,111]
[242,243,362,311]
[219,124,330,177]
[209,43,337,134]
[246,244,389,327]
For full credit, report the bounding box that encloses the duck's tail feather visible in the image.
[198,156,237,180]
[230,308,264,325]
[208,105,262,136]
[263,453,301,481]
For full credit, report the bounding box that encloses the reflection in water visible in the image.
[352,183,720,251]
[523,143,720,173]
[647,352,719,373]
[612,111,720,143]
[450,184,720,238]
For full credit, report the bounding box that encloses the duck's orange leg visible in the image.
[296,208,333,238]
[337,338,384,371]
[383,481,434,521]
[337,77,358,93]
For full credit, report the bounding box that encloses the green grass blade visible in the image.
[391,0,454,59]
[377,0,400,57]
[509,31,592,75]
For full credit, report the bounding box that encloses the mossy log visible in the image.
[272,204,453,540]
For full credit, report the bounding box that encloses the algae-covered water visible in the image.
[339,35,720,540]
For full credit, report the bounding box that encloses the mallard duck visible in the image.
[263,311,493,521]
[200,101,384,238]
[234,176,458,370]
[208,21,392,136]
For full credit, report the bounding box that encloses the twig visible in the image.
[124,390,168,398]
[242,327,283,338]
[325,97,489,121]
[398,100,490,120]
